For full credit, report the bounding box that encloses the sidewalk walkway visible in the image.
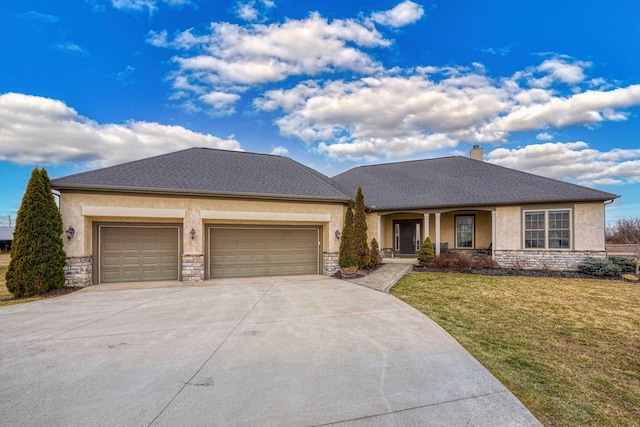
[348,259,416,292]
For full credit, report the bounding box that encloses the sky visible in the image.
[1,0,639,226]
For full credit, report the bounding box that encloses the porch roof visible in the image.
[332,156,619,211]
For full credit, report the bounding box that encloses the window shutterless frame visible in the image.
[523,209,572,250]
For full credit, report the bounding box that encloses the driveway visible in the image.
[0,276,541,426]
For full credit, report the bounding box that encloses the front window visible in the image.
[548,210,570,248]
[456,216,474,248]
[524,209,571,249]
[524,211,545,248]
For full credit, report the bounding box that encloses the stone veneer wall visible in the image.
[323,252,339,276]
[64,256,93,287]
[182,254,205,283]
[493,250,606,271]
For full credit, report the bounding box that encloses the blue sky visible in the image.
[1,0,639,226]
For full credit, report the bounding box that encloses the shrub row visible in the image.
[577,257,622,277]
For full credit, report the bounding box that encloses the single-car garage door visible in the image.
[209,227,320,278]
[99,226,180,283]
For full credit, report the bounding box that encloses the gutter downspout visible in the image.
[603,199,615,253]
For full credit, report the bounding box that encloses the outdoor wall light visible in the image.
[335,229,341,240]
[190,228,196,240]
[65,226,75,240]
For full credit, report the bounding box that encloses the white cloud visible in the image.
[482,85,640,133]
[199,91,241,115]
[53,42,88,55]
[536,132,553,141]
[488,142,640,186]
[270,146,289,155]
[254,57,640,161]
[0,93,241,167]
[110,0,192,14]
[235,0,275,22]
[22,11,59,23]
[479,44,514,56]
[149,10,391,113]
[528,58,590,88]
[370,1,424,28]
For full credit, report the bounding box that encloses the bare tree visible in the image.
[606,217,640,243]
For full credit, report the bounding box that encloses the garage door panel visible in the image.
[209,227,319,278]
[100,226,179,284]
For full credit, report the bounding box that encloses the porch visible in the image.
[373,209,496,259]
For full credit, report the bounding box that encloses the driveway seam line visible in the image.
[147,282,276,426]
[312,390,512,426]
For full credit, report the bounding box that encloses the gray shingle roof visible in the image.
[51,148,351,202]
[51,149,619,209]
[332,156,619,210]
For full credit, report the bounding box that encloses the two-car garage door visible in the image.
[209,227,320,278]
[98,225,320,283]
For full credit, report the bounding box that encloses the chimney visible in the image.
[470,144,484,161]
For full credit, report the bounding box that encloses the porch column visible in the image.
[435,212,441,256]
[376,214,382,246]
[423,213,429,240]
[491,210,496,259]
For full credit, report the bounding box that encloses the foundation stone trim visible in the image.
[182,254,205,283]
[494,250,607,271]
[64,256,93,287]
[323,252,339,276]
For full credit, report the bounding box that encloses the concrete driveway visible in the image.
[0,276,540,426]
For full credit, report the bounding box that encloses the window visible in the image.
[524,211,545,248]
[456,216,474,248]
[548,210,570,248]
[394,223,400,251]
[524,209,571,249]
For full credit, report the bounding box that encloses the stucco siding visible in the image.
[60,192,344,259]
[496,206,521,250]
[574,203,606,251]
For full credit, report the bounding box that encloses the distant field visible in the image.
[0,253,12,303]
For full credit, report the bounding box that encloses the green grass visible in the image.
[392,272,640,427]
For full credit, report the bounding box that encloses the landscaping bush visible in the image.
[417,237,435,265]
[470,255,500,269]
[352,186,370,269]
[368,238,382,268]
[577,257,621,277]
[608,256,637,273]
[433,252,472,270]
[6,168,66,297]
[338,202,356,269]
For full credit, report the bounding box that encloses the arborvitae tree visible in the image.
[338,202,356,268]
[417,237,435,265]
[369,238,382,268]
[353,186,370,269]
[6,168,66,297]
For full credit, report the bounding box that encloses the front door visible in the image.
[395,220,420,255]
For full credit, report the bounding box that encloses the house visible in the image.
[51,146,619,286]
[0,226,14,252]
[333,145,618,271]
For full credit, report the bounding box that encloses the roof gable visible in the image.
[332,156,619,210]
[51,148,350,202]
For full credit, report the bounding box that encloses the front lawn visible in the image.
[392,272,640,427]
